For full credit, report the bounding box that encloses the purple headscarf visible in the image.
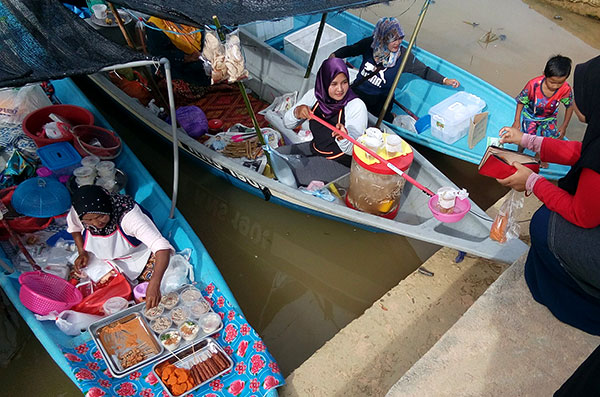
[314,57,357,118]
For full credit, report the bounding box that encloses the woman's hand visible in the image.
[294,105,311,120]
[443,78,460,88]
[333,123,347,141]
[145,279,162,309]
[496,162,533,192]
[499,126,524,145]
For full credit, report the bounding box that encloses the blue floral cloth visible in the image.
[62,283,284,397]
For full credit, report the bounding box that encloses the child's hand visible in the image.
[499,126,523,145]
[558,126,567,139]
[443,78,460,88]
[496,162,534,192]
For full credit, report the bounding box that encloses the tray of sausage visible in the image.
[153,338,234,397]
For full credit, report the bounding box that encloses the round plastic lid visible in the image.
[353,134,414,175]
[11,177,71,218]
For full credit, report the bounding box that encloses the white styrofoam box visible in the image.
[428,92,486,144]
[243,18,294,41]
[283,23,347,74]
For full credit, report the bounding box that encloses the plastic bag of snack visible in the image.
[224,29,249,83]
[490,190,523,243]
[201,27,228,84]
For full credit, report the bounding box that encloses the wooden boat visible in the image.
[86,20,528,264]
[0,78,280,396]
[239,12,571,180]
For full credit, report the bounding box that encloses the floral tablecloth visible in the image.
[62,283,284,397]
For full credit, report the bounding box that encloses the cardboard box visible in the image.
[468,112,488,149]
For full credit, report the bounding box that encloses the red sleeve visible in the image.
[540,139,581,165]
[533,168,600,228]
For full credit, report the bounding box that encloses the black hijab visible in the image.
[71,185,136,236]
[558,55,600,194]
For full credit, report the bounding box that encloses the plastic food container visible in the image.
[170,306,189,326]
[96,161,116,178]
[428,92,486,144]
[81,155,101,168]
[103,296,129,315]
[159,330,181,351]
[143,304,164,321]
[37,141,82,176]
[179,320,200,341]
[188,299,210,318]
[73,166,95,184]
[151,316,173,334]
[199,312,221,334]
[160,292,179,310]
[180,287,203,305]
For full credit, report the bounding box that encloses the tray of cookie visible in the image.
[153,338,234,397]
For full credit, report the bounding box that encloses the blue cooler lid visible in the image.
[36,141,81,172]
[12,177,71,217]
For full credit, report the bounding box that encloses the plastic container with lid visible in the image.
[102,296,129,315]
[428,92,486,144]
[346,133,414,218]
[37,142,82,176]
[81,155,100,168]
[73,166,96,186]
[96,161,116,178]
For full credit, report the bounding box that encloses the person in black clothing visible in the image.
[331,17,460,122]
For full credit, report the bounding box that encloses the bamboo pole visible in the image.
[212,15,274,171]
[375,0,432,128]
[106,2,135,49]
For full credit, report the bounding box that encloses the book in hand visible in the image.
[478,146,540,179]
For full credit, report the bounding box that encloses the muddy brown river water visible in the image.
[1,1,598,395]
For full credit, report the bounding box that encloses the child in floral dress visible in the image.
[512,55,574,140]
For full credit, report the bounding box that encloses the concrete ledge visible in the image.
[387,256,600,396]
[280,248,510,397]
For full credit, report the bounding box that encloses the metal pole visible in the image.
[375,0,432,128]
[161,58,179,219]
[212,16,275,170]
[99,59,179,218]
[304,13,328,79]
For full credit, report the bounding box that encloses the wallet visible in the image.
[478,146,540,179]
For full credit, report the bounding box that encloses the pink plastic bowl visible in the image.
[428,195,471,223]
[19,271,83,315]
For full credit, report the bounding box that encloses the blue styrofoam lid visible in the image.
[11,177,71,218]
[36,141,81,171]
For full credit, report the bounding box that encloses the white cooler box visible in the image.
[428,92,486,144]
[243,18,294,41]
[284,22,346,73]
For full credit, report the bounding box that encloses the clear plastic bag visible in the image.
[258,92,297,117]
[160,251,195,294]
[201,27,227,84]
[0,84,52,125]
[224,29,248,83]
[490,190,524,243]
[35,310,103,336]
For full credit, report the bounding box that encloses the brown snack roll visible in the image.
[197,361,211,381]
[208,354,226,372]
[213,351,229,370]
[190,365,200,385]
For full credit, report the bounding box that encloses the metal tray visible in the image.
[153,339,234,397]
[89,306,164,378]
[89,286,224,378]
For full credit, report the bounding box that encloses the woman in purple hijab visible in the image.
[281,57,368,186]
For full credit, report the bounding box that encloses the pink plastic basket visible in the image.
[19,271,83,315]
[428,195,471,223]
